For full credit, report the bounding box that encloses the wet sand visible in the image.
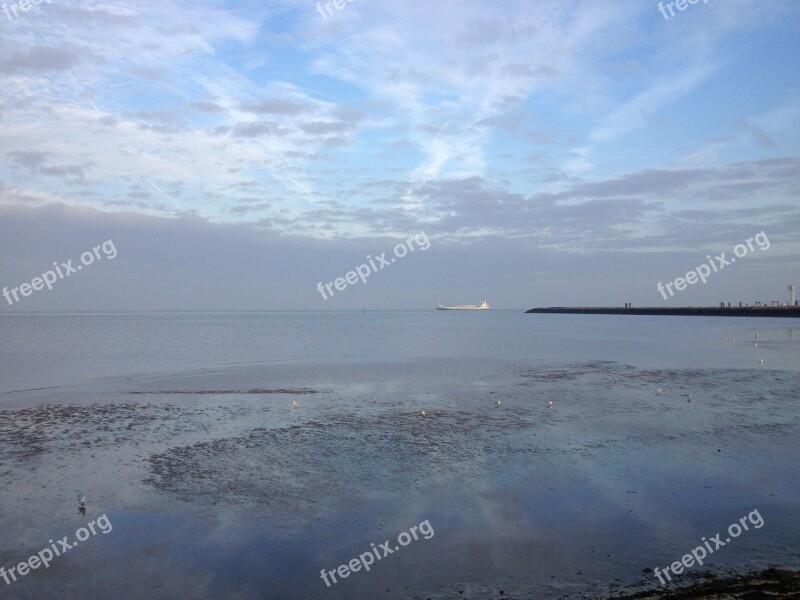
[612,568,800,599]
[1,358,799,599]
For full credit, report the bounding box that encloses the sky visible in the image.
[0,0,799,310]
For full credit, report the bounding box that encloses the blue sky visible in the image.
[1,0,799,309]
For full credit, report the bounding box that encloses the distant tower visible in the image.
[790,285,798,306]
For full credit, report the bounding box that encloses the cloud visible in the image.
[298,121,353,135]
[0,0,796,257]
[0,46,81,74]
[738,121,778,149]
[587,64,716,145]
[2,201,797,311]
[231,122,292,138]
[240,99,314,115]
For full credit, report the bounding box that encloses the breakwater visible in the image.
[525,306,800,318]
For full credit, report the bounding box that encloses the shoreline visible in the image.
[609,568,800,599]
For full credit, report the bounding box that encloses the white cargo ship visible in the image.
[435,300,490,310]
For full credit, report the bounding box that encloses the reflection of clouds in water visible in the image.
[145,408,539,527]
[1,360,798,593]
[0,399,299,545]
[138,362,800,530]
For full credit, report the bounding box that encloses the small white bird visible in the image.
[759,358,764,365]
[292,400,300,408]
[546,400,554,408]
[685,394,692,403]
[421,410,427,416]
[495,399,501,406]
[78,495,86,507]
[656,388,663,396]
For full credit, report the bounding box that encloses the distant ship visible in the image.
[435,300,490,311]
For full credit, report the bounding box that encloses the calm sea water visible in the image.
[2,311,798,394]
[1,312,798,599]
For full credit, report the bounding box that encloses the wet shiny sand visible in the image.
[1,357,798,599]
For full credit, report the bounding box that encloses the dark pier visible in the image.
[525,306,800,318]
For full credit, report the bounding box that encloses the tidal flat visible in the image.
[1,356,798,599]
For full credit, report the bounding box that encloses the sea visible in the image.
[1,311,798,599]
